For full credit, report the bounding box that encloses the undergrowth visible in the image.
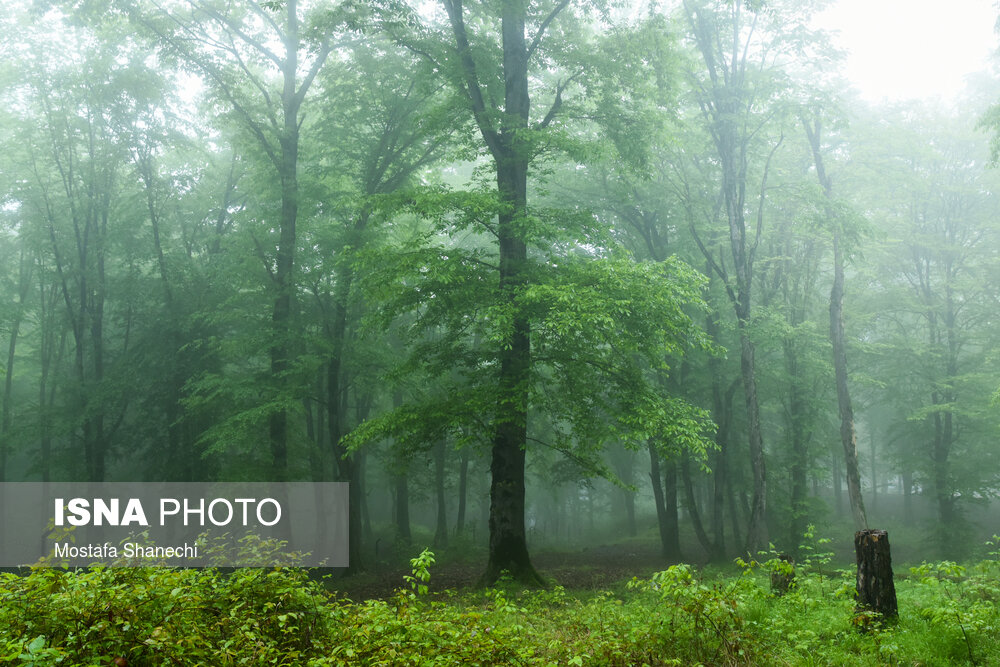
[5,533,1000,665]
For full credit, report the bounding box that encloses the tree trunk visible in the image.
[623,487,637,538]
[831,448,843,514]
[482,10,541,585]
[785,342,809,550]
[855,529,898,624]
[434,440,449,548]
[830,232,868,530]
[902,469,913,523]
[738,318,768,552]
[0,243,30,482]
[649,441,681,560]
[395,471,411,543]
[268,4,301,479]
[726,476,743,552]
[663,459,681,560]
[328,356,362,571]
[443,0,546,587]
[803,116,868,531]
[681,452,714,558]
[456,445,469,535]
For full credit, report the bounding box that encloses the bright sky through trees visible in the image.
[816,0,998,102]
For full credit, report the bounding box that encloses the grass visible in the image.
[5,534,1000,665]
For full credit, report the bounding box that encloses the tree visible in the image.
[801,109,869,531]
[680,0,781,551]
[135,0,334,479]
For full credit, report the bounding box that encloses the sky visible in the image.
[814,0,999,102]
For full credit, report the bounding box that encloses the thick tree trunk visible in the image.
[855,529,898,623]
[482,8,541,583]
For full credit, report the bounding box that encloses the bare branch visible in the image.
[187,0,284,67]
[536,72,580,130]
[526,0,571,63]
[749,131,784,265]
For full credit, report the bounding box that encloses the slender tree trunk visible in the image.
[395,471,411,544]
[830,232,868,529]
[269,8,301,479]
[870,431,877,511]
[831,448,843,513]
[684,0,772,553]
[1,244,31,482]
[803,116,868,530]
[434,440,449,548]
[902,469,913,523]
[726,474,743,549]
[456,445,469,535]
[707,313,737,561]
[681,453,714,558]
[785,342,809,550]
[649,441,681,559]
[738,315,768,552]
[663,459,680,559]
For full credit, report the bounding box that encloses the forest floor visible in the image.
[332,541,667,600]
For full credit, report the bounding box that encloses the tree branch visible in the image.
[441,0,501,155]
[526,0,570,62]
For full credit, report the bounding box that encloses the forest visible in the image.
[2,0,1000,664]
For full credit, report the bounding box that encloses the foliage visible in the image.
[9,536,1000,666]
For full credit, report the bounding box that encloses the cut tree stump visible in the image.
[770,554,794,596]
[855,529,897,625]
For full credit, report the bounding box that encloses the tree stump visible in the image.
[855,529,897,624]
[770,554,795,596]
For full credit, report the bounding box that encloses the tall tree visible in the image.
[801,110,868,531]
[681,0,779,551]
[136,0,333,479]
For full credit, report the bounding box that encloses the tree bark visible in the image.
[855,529,898,623]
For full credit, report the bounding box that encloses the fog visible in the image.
[1,0,999,582]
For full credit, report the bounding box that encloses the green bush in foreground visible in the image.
[5,540,1000,665]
